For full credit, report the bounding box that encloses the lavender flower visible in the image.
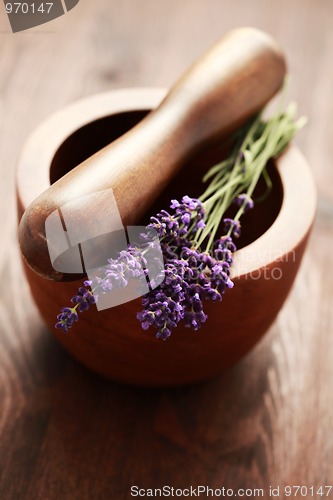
[136,197,238,339]
[234,193,254,212]
[55,196,238,339]
[71,286,96,312]
[56,196,239,339]
[149,195,206,244]
[137,261,187,340]
[223,218,241,238]
[55,283,95,333]
[93,247,147,293]
[55,307,78,334]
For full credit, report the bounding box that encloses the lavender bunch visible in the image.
[137,198,236,339]
[56,100,305,338]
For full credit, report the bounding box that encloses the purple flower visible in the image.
[148,197,205,251]
[55,283,95,333]
[71,286,96,312]
[136,201,237,339]
[234,193,254,212]
[223,218,241,238]
[181,213,191,225]
[93,247,147,293]
[196,220,206,229]
[182,195,198,210]
[183,293,208,330]
[55,307,78,333]
[215,236,237,253]
[170,199,180,209]
[56,196,239,340]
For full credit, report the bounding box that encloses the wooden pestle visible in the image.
[18,28,286,282]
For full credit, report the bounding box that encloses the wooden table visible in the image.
[0,1,332,498]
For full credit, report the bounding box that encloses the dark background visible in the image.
[0,1,332,498]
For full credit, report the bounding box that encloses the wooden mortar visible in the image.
[16,88,316,386]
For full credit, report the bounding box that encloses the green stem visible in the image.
[193,97,305,253]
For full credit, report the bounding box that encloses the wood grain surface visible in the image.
[0,0,332,498]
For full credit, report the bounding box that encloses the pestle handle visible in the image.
[19,28,286,282]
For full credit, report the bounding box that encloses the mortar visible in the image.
[16,88,316,386]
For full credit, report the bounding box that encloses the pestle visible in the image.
[18,27,286,282]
